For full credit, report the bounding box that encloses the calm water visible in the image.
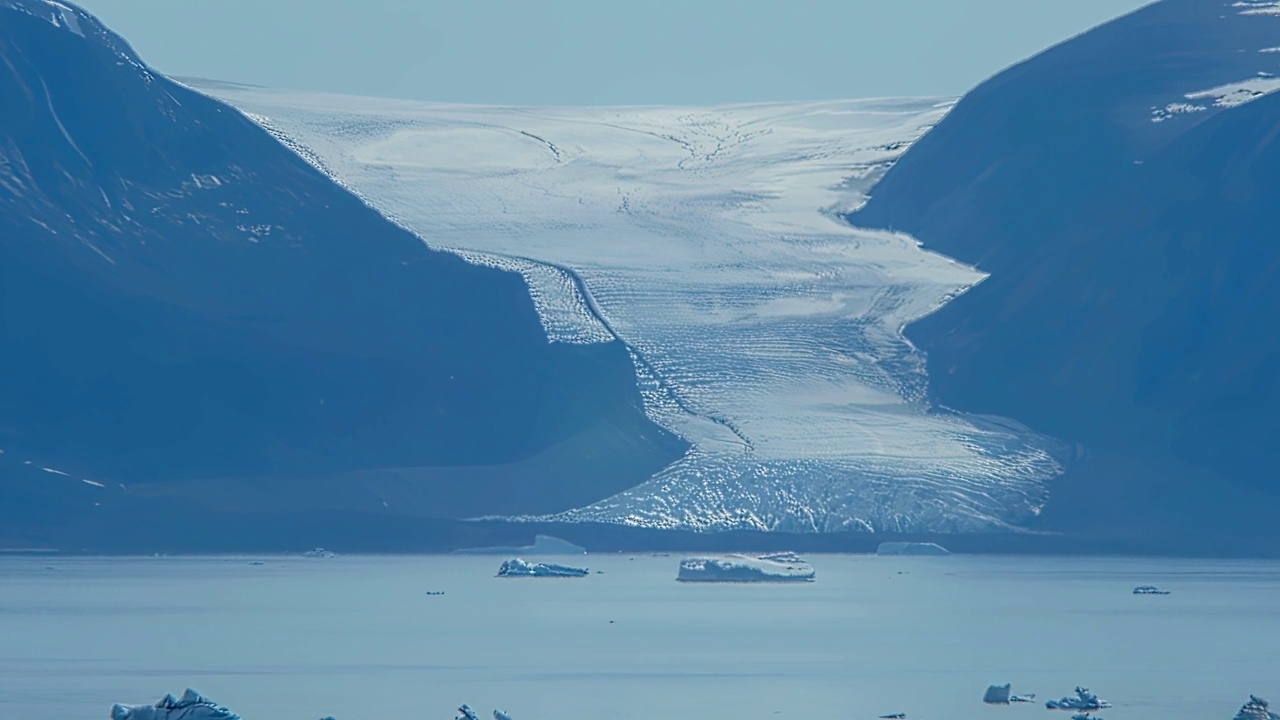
[0,554,1276,719]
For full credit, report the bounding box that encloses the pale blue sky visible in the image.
[76,0,1152,105]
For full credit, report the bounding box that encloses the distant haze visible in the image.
[73,0,1151,105]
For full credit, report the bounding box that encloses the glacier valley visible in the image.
[196,84,1069,534]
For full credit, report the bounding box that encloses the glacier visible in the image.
[195,82,1069,535]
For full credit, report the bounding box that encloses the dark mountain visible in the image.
[852,0,1280,553]
[0,0,686,551]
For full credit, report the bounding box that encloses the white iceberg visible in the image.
[111,689,240,720]
[455,535,585,555]
[676,552,815,582]
[1235,696,1280,720]
[1132,585,1171,595]
[1046,687,1111,711]
[876,541,951,556]
[496,558,589,577]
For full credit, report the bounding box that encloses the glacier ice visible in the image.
[196,83,1069,535]
[676,552,815,582]
[983,684,1012,704]
[876,541,951,556]
[496,558,589,577]
[111,689,240,720]
[454,534,586,555]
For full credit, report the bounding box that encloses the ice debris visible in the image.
[1235,696,1280,720]
[496,558,589,577]
[1046,687,1112,711]
[110,689,240,720]
[301,547,337,558]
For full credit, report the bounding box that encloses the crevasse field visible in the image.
[194,83,1067,534]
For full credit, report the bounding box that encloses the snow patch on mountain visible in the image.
[198,85,1067,534]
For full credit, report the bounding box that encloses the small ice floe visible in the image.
[496,558,589,577]
[1070,714,1104,720]
[1235,695,1280,720]
[1046,687,1111,711]
[494,710,513,720]
[1132,585,1171,595]
[301,548,337,558]
[879,714,906,719]
[110,688,240,720]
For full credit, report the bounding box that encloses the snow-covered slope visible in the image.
[198,84,1069,534]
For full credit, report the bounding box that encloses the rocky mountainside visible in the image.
[0,0,685,551]
[852,0,1280,553]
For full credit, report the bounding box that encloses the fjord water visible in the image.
[1,555,1275,720]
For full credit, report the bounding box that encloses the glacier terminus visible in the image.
[197,84,1070,536]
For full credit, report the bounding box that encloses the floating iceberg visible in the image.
[496,558,589,577]
[676,553,815,582]
[876,542,951,556]
[1235,696,1280,720]
[1132,585,1171,595]
[984,684,1012,704]
[1046,687,1111,711]
[984,683,1037,703]
[111,689,240,720]
[1070,714,1103,720]
[455,535,586,555]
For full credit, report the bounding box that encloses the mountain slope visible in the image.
[0,0,686,550]
[851,0,1280,552]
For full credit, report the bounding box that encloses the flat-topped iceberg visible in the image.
[496,558,589,578]
[1133,585,1171,595]
[677,552,815,582]
[455,535,586,555]
[111,689,240,720]
[1235,696,1280,720]
[1046,687,1111,711]
[876,541,950,556]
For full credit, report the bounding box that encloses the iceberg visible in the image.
[1235,696,1280,720]
[455,535,586,555]
[111,689,240,720]
[676,553,815,583]
[984,684,1012,704]
[496,558,589,577]
[876,542,950,556]
[1046,687,1111,711]
[1132,585,1171,595]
